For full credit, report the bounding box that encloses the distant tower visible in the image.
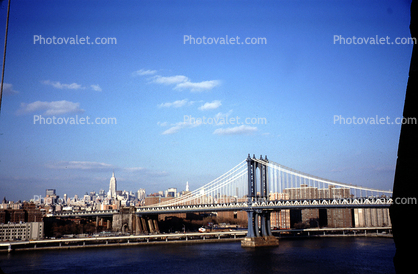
[108,171,117,199]
[186,181,189,192]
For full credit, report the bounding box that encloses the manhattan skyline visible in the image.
[0,0,413,201]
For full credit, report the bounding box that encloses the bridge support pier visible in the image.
[241,154,279,248]
[153,219,160,234]
[141,218,148,234]
[148,219,155,234]
[242,209,279,247]
[135,215,142,235]
[246,211,255,238]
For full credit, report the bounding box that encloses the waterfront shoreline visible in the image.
[1,238,243,253]
[278,233,393,239]
[0,231,246,253]
[0,227,393,253]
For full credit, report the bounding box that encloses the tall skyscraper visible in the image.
[45,189,58,204]
[108,172,117,199]
[186,181,189,192]
[137,189,146,201]
[166,187,177,197]
[45,189,56,197]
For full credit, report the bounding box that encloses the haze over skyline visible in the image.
[0,0,413,201]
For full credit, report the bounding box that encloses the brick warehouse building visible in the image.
[0,202,43,224]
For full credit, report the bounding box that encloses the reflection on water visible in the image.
[0,237,395,274]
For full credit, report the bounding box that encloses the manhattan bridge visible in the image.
[137,154,392,246]
[138,154,392,214]
[52,154,392,247]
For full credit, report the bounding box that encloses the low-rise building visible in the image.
[0,222,44,241]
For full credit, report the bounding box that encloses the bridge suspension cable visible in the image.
[146,157,392,209]
[253,158,393,199]
[144,160,248,208]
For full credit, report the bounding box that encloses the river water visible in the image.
[0,237,395,274]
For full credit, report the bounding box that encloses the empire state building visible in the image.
[108,172,117,199]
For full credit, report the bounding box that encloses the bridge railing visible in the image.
[136,197,392,213]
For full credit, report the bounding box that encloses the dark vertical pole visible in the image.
[0,0,11,114]
[390,1,418,272]
[260,155,265,199]
[264,155,269,198]
[258,157,265,236]
[252,161,257,200]
[262,156,271,236]
[246,154,255,238]
[249,154,253,201]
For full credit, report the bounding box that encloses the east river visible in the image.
[0,237,395,273]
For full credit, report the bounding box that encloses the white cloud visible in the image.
[162,123,185,135]
[215,110,233,119]
[145,72,220,92]
[214,110,233,125]
[152,75,189,85]
[90,84,102,92]
[175,80,220,92]
[146,170,169,177]
[46,161,113,170]
[123,167,168,177]
[157,121,169,127]
[2,83,18,95]
[158,99,191,108]
[133,69,157,76]
[125,167,169,178]
[198,100,222,111]
[42,80,84,90]
[213,125,257,135]
[124,167,146,172]
[162,121,199,135]
[17,100,85,116]
[46,161,169,178]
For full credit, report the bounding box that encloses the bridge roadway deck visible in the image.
[47,209,119,218]
[0,231,247,252]
[136,198,392,215]
[47,198,392,217]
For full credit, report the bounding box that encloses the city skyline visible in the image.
[0,0,413,201]
[24,171,185,204]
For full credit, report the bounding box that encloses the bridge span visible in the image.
[137,154,392,247]
[136,197,391,215]
[47,155,392,247]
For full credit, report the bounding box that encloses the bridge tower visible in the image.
[241,154,279,247]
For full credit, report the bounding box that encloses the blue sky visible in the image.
[0,0,413,201]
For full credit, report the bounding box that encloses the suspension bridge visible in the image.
[48,154,393,247]
[137,154,392,247]
[137,154,392,214]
